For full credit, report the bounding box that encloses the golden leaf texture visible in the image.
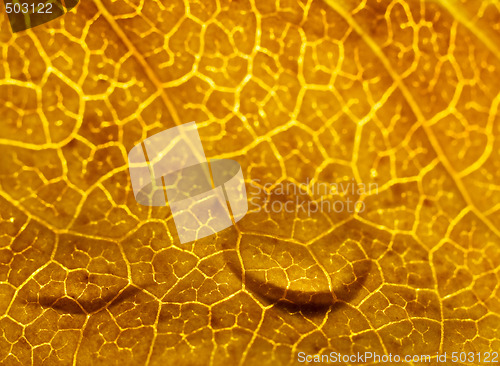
[1,0,500,365]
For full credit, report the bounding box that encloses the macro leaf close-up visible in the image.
[1,0,500,365]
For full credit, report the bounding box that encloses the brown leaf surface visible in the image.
[1,0,500,365]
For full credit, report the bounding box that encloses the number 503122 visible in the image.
[5,2,53,13]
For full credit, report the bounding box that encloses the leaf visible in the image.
[1,0,500,365]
